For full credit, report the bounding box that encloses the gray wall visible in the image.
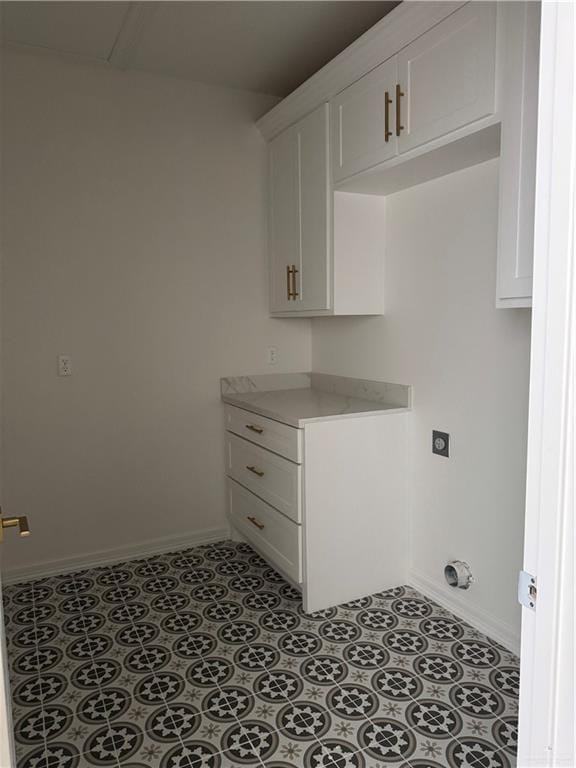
[313,160,531,646]
[1,50,311,574]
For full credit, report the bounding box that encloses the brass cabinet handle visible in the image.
[247,516,265,530]
[0,515,31,543]
[384,91,393,142]
[396,84,405,136]
[286,265,293,300]
[245,424,263,434]
[291,265,299,299]
[246,465,265,477]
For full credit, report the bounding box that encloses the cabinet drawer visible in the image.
[226,433,301,523]
[224,405,302,463]
[228,479,302,584]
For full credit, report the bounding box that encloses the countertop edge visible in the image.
[222,394,411,428]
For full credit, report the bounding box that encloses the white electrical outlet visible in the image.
[267,346,278,366]
[58,355,72,377]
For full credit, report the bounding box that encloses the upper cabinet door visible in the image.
[269,104,330,314]
[296,104,330,312]
[269,127,300,313]
[332,57,398,183]
[397,2,497,154]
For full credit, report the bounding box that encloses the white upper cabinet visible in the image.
[495,1,540,308]
[269,128,299,313]
[269,104,386,317]
[263,1,539,312]
[269,104,330,314]
[397,3,497,154]
[332,3,497,182]
[332,57,398,183]
[298,105,331,312]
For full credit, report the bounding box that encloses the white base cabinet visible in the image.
[224,404,408,613]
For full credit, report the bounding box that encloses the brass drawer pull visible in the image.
[247,516,265,530]
[395,84,405,136]
[246,465,265,477]
[245,424,263,434]
[384,91,392,142]
[286,265,293,300]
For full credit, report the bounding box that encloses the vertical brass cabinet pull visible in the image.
[384,91,393,142]
[245,424,263,434]
[395,84,405,136]
[291,265,299,299]
[286,265,293,300]
[246,465,265,477]
[247,516,265,530]
[0,515,31,543]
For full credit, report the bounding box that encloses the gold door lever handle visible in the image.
[0,515,31,543]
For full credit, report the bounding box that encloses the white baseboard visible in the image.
[1,526,231,586]
[408,567,521,655]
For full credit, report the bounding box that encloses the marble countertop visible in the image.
[221,373,412,427]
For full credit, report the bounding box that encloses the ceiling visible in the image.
[2,1,400,97]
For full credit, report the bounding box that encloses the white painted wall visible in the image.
[313,160,531,648]
[0,50,311,576]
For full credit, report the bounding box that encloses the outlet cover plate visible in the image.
[432,430,450,457]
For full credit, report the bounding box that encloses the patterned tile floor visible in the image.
[2,540,520,768]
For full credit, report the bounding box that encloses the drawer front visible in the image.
[225,405,302,463]
[228,480,302,584]
[226,433,301,523]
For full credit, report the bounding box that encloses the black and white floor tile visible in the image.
[2,541,520,767]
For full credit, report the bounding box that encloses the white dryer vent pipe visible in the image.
[444,560,474,590]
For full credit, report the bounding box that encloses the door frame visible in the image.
[517,2,575,765]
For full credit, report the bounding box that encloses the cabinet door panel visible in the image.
[332,58,398,182]
[397,2,497,154]
[269,128,299,312]
[296,103,330,311]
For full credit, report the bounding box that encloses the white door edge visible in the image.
[517,2,575,766]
